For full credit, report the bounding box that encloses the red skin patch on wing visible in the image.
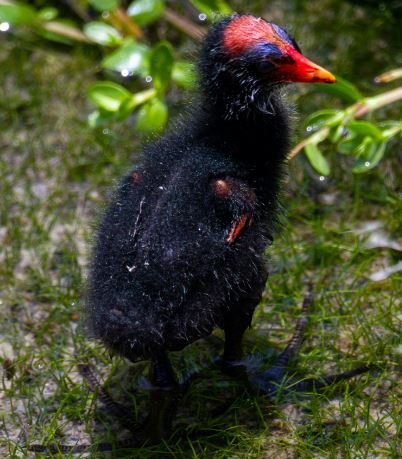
[131,171,143,184]
[226,212,252,244]
[214,179,230,197]
[223,15,289,56]
[211,178,256,203]
[211,178,256,243]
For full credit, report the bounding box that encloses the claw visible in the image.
[226,286,371,399]
[30,362,177,454]
[30,437,146,454]
[289,365,373,392]
[272,285,313,367]
[247,364,372,398]
[77,363,141,433]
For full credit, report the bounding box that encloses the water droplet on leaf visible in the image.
[0,22,10,32]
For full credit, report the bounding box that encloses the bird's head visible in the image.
[199,15,335,116]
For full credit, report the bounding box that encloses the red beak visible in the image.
[277,47,336,84]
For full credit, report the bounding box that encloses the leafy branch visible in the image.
[0,0,219,133]
[1,1,400,175]
[289,80,401,174]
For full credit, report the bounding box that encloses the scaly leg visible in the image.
[221,271,268,377]
[80,352,182,443]
[142,352,181,442]
[223,286,371,397]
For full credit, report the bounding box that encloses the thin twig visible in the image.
[41,21,91,43]
[109,8,143,39]
[350,86,402,118]
[163,7,205,41]
[374,67,402,84]
[288,127,330,161]
[61,0,91,22]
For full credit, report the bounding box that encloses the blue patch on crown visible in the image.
[257,43,283,58]
[271,23,293,44]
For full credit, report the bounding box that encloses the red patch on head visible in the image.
[223,16,288,56]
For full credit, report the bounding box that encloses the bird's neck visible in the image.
[194,89,292,168]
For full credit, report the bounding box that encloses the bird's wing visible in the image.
[210,177,256,244]
[226,211,253,244]
[88,164,262,356]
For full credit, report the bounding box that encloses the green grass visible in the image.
[1,13,401,458]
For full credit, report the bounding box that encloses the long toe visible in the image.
[179,353,222,385]
[288,364,373,393]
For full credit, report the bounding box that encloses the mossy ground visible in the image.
[0,1,401,457]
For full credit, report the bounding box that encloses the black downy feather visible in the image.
[86,15,293,361]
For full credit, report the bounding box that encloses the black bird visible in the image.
[86,14,368,443]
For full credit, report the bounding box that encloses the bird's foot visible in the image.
[223,288,372,398]
[79,362,184,445]
[74,355,218,448]
[29,363,146,454]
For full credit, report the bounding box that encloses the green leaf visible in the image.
[136,98,168,134]
[172,61,196,89]
[314,76,363,103]
[0,3,37,26]
[347,120,383,140]
[380,121,401,140]
[352,142,386,173]
[189,0,232,15]
[130,88,157,109]
[37,7,58,21]
[117,98,137,120]
[150,41,173,94]
[88,109,116,127]
[339,135,374,157]
[117,88,157,119]
[127,0,165,26]
[84,21,122,46]
[378,120,401,131]
[88,81,132,112]
[304,143,330,176]
[304,109,344,131]
[352,136,373,157]
[37,30,73,45]
[102,39,151,76]
[338,136,362,155]
[88,0,118,12]
[328,124,344,143]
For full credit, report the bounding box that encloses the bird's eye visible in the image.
[257,60,274,73]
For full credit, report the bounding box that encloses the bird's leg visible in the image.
[76,354,182,447]
[237,288,371,397]
[221,284,266,379]
[245,288,313,395]
[221,315,249,380]
[142,352,182,443]
[223,319,246,362]
[77,363,142,433]
[221,267,268,374]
